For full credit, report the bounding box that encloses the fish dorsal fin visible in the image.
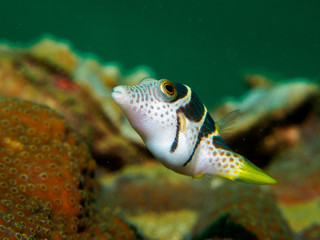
[216,109,240,137]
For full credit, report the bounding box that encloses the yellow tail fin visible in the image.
[235,159,278,185]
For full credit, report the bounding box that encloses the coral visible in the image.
[209,75,320,236]
[300,224,320,240]
[269,135,320,204]
[127,210,196,240]
[190,183,292,240]
[3,38,318,239]
[100,162,203,239]
[0,97,141,239]
[100,162,292,240]
[30,38,78,73]
[194,214,258,240]
[267,120,320,231]
[211,78,320,167]
[100,162,204,214]
[0,38,153,171]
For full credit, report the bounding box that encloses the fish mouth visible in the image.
[111,86,126,98]
[111,86,128,105]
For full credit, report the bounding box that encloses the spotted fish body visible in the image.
[112,78,277,185]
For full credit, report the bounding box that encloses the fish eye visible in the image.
[160,79,177,100]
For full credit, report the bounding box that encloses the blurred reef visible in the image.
[0,38,320,239]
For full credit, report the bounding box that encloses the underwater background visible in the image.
[2,0,320,108]
[0,1,320,240]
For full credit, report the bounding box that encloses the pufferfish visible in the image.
[112,78,277,185]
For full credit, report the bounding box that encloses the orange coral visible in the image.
[0,97,140,239]
[0,39,152,172]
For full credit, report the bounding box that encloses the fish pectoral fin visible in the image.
[235,160,278,185]
[216,109,240,136]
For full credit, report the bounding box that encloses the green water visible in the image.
[1,0,319,108]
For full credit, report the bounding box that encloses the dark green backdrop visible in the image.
[1,0,319,108]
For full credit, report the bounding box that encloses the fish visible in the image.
[111,78,277,185]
